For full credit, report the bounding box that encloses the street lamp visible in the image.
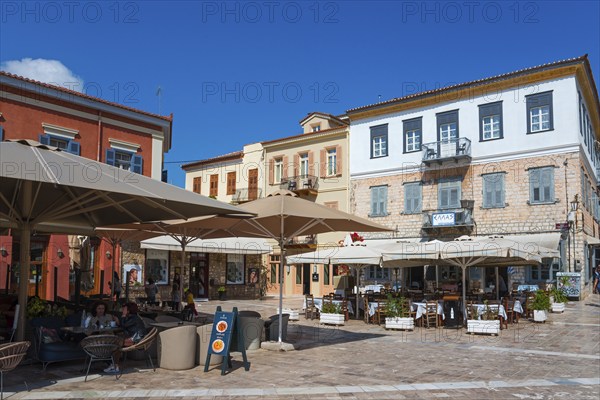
[568,195,579,272]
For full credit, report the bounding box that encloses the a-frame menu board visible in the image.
[204,306,250,375]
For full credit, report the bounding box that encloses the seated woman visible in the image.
[104,302,147,374]
[89,300,118,329]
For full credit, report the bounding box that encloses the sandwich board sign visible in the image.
[204,306,250,375]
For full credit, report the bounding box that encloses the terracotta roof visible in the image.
[261,125,348,146]
[0,71,173,122]
[347,55,594,114]
[299,111,349,126]
[181,150,243,170]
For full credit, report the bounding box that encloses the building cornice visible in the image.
[262,126,348,149]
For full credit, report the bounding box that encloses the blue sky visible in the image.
[1,1,599,187]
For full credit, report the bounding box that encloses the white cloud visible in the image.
[1,58,84,92]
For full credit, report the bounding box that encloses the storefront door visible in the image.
[189,252,209,298]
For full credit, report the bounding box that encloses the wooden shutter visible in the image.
[268,159,274,185]
[193,177,201,194]
[67,140,81,155]
[0,125,3,141]
[131,154,143,174]
[293,154,299,178]
[39,134,50,145]
[282,156,289,179]
[308,151,314,176]
[210,174,218,197]
[336,145,342,176]
[105,149,116,166]
[320,149,326,177]
[227,171,236,195]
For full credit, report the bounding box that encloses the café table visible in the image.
[411,301,445,320]
[517,284,540,292]
[61,325,122,336]
[149,321,205,332]
[470,303,507,320]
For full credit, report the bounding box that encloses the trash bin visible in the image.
[443,295,460,328]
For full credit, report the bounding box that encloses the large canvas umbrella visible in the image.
[237,190,393,343]
[0,139,252,340]
[383,236,542,322]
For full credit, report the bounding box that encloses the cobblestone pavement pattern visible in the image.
[4,295,599,399]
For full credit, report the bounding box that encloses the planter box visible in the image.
[551,302,565,313]
[533,310,548,322]
[277,308,300,321]
[467,319,500,335]
[385,317,414,331]
[320,313,345,326]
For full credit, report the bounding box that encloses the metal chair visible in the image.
[0,341,30,400]
[80,335,121,381]
[120,327,158,373]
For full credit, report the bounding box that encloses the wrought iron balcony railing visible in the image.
[422,207,475,230]
[231,188,262,204]
[279,174,319,192]
[422,137,472,165]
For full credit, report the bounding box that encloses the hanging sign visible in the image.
[432,212,456,226]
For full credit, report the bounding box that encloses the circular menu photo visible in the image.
[212,339,225,353]
[216,321,228,333]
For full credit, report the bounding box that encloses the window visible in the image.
[479,101,503,141]
[312,124,321,132]
[226,254,244,284]
[370,185,388,217]
[404,182,422,214]
[437,110,459,141]
[299,153,309,176]
[209,174,218,197]
[226,171,236,195]
[370,124,388,158]
[39,134,80,154]
[106,149,143,174]
[579,92,584,136]
[529,259,560,282]
[438,178,461,209]
[327,148,337,176]
[324,264,330,285]
[274,158,283,183]
[403,117,422,153]
[482,173,505,208]
[526,91,553,133]
[296,265,302,284]
[193,177,201,194]
[529,167,554,204]
[367,265,390,280]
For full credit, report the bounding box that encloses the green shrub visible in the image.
[532,290,551,311]
[321,302,342,314]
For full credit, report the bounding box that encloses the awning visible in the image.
[585,234,600,246]
[502,233,561,255]
[141,235,272,254]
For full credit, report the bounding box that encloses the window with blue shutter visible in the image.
[438,178,461,209]
[39,134,51,145]
[529,167,554,204]
[370,185,388,217]
[131,154,143,174]
[67,140,80,155]
[404,182,422,214]
[482,173,505,208]
[0,125,4,141]
[106,149,116,166]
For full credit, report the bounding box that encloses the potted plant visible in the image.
[217,285,226,300]
[532,290,550,322]
[467,300,500,335]
[319,302,345,326]
[551,286,567,313]
[384,295,414,331]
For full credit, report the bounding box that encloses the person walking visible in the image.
[145,278,158,305]
[108,271,121,301]
[593,265,600,294]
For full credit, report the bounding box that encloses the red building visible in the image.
[0,71,173,300]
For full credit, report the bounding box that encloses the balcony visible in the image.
[422,206,475,232]
[287,234,317,249]
[279,174,319,196]
[422,137,471,166]
[231,188,262,204]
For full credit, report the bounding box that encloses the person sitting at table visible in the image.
[145,278,158,305]
[89,300,118,329]
[104,302,146,374]
[171,283,181,311]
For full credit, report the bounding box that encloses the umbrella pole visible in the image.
[180,240,186,310]
[495,267,499,300]
[278,236,285,343]
[461,265,467,325]
[16,223,31,341]
[355,267,360,320]
[110,241,116,301]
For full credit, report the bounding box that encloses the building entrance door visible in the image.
[189,253,209,298]
[248,168,258,201]
[302,264,311,295]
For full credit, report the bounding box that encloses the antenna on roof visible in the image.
[156,86,162,115]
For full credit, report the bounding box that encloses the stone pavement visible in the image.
[3,295,599,399]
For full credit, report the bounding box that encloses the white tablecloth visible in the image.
[513,300,523,314]
[470,304,507,320]
[517,284,539,292]
[361,284,384,293]
[303,298,354,315]
[412,302,445,320]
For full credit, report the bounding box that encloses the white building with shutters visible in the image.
[346,55,600,297]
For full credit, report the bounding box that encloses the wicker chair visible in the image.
[120,327,158,373]
[80,335,122,381]
[0,341,30,400]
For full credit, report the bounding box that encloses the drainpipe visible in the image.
[97,111,102,161]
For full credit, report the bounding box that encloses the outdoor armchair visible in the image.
[121,327,158,372]
[0,341,30,400]
[158,325,196,370]
[80,335,121,381]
